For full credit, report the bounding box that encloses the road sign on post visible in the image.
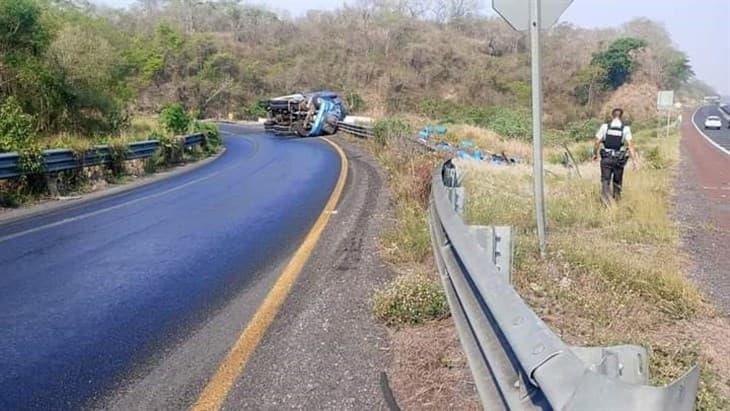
[657,90,675,138]
[493,0,573,257]
[657,90,674,110]
[493,0,573,31]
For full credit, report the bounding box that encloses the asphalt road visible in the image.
[692,105,730,153]
[0,125,340,409]
[679,109,730,313]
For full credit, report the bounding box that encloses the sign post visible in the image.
[493,0,573,257]
[657,90,675,139]
[529,0,547,256]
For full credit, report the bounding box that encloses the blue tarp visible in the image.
[419,125,521,165]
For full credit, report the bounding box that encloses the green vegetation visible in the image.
[160,103,192,135]
[0,0,711,158]
[373,273,449,326]
[591,37,647,89]
[0,97,36,153]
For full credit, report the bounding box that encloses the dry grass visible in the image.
[342,132,482,410]
[459,127,729,409]
[388,319,481,410]
[358,119,730,409]
[443,124,534,160]
[439,123,596,166]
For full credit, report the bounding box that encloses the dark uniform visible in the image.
[596,119,631,202]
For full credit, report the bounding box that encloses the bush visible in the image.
[190,120,221,152]
[373,118,411,147]
[566,119,601,142]
[240,101,267,120]
[345,91,366,113]
[373,273,449,326]
[160,103,191,135]
[644,146,668,169]
[0,97,35,153]
[480,107,531,140]
[154,131,183,164]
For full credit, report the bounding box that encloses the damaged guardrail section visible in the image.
[428,160,699,410]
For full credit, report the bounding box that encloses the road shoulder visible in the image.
[676,113,730,314]
[222,138,394,409]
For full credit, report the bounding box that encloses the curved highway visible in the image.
[692,105,730,153]
[0,124,341,409]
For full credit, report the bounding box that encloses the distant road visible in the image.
[679,107,730,314]
[691,105,730,154]
[0,125,340,409]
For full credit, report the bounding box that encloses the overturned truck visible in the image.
[264,91,347,137]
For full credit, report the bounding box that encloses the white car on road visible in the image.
[704,115,722,130]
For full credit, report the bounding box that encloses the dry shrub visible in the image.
[377,138,441,264]
[373,273,449,326]
[600,82,660,123]
[381,202,432,264]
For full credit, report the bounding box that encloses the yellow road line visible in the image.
[191,137,348,411]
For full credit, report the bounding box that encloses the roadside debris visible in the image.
[417,124,522,165]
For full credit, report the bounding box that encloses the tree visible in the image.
[0,0,49,56]
[0,97,35,152]
[591,37,647,89]
[662,53,693,90]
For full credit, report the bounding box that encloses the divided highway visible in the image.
[0,124,341,409]
[692,105,730,153]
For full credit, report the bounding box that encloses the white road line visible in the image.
[691,107,730,156]
[0,170,222,244]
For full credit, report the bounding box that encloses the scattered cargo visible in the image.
[417,125,521,165]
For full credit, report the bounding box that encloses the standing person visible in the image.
[592,108,638,204]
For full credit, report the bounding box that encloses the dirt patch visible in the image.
[388,319,480,411]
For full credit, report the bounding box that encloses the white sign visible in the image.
[657,90,674,110]
[492,0,573,31]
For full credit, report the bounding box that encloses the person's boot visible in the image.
[613,183,622,201]
[601,180,612,206]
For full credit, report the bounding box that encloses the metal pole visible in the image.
[666,109,671,138]
[530,0,547,256]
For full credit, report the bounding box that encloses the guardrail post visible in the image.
[494,226,513,282]
[468,226,513,283]
[45,173,60,198]
[446,187,465,216]
[201,132,209,151]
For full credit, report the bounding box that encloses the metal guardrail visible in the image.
[336,118,700,409]
[0,133,207,180]
[337,121,375,139]
[428,160,699,410]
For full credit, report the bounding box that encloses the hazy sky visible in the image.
[96,0,730,94]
